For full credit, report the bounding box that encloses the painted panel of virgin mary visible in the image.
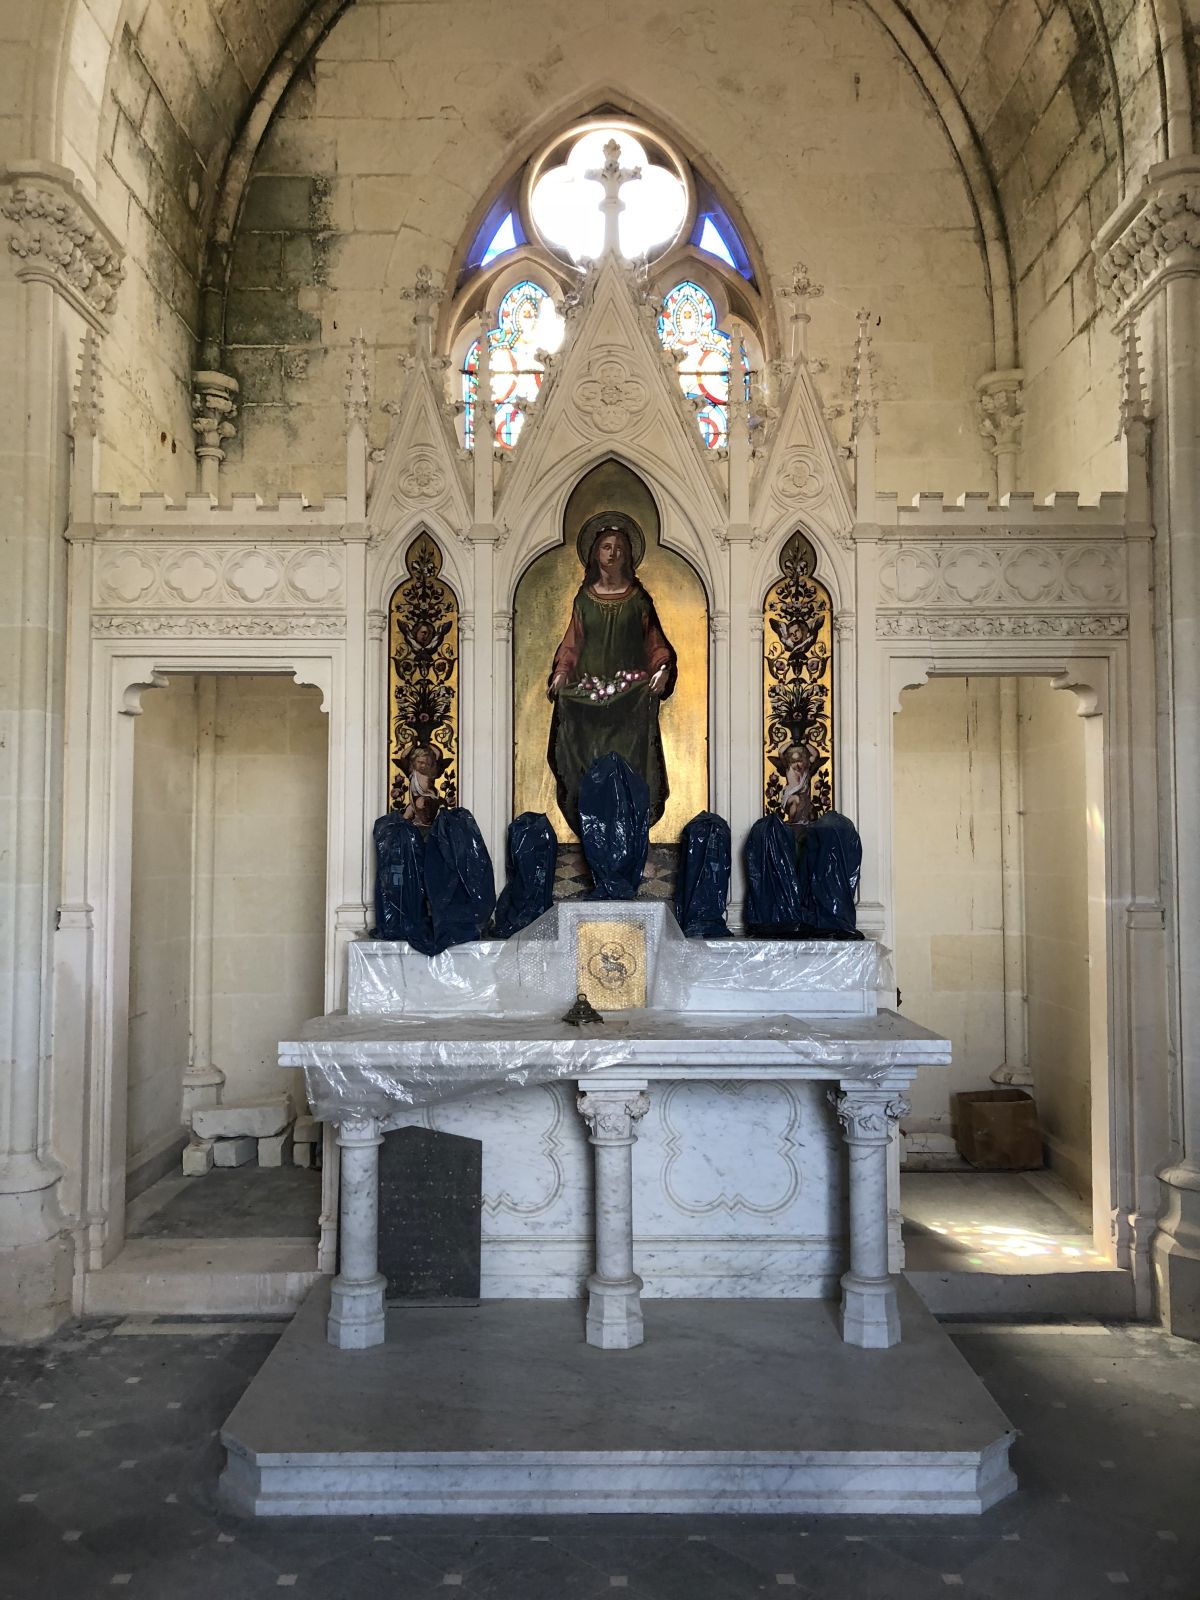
[546,515,677,835]
[512,459,708,844]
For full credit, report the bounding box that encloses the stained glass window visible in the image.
[479,212,517,266]
[697,216,737,269]
[462,280,564,450]
[530,127,687,263]
[657,281,748,450]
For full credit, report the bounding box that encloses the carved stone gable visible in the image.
[367,357,471,545]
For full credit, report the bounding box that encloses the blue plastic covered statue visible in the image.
[675,811,733,937]
[424,807,497,954]
[493,812,557,938]
[578,752,650,900]
[795,810,863,939]
[744,814,808,934]
[372,812,435,953]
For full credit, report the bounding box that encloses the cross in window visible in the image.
[585,139,642,259]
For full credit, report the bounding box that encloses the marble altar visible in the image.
[279,906,949,1354]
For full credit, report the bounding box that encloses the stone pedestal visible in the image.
[832,1087,909,1349]
[327,1116,386,1349]
[576,1083,650,1350]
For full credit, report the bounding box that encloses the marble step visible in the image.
[83,1239,323,1317]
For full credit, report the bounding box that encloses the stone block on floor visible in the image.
[213,1136,257,1168]
[182,1138,215,1176]
[193,1097,293,1140]
[258,1128,294,1168]
[293,1141,313,1168]
[293,1115,319,1144]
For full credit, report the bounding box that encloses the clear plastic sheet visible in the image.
[280,1007,948,1122]
[347,901,881,1019]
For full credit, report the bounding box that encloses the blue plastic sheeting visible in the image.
[425,807,497,954]
[578,752,650,900]
[493,811,558,938]
[675,811,733,937]
[373,813,435,953]
[796,811,863,938]
[744,814,807,933]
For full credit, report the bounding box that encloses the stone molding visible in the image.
[574,353,650,436]
[1095,160,1200,314]
[878,542,1126,608]
[93,544,345,611]
[1,163,124,329]
[876,612,1128,640]
[92,613,347,638]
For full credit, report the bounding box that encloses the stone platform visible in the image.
[220,1280,1015,1517]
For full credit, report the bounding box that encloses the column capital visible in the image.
[1094,157,1200,318]
[577,1087,650,1144]
[1,162,124,330]
[335,1115,382,1149]
[829,1087,910,1144]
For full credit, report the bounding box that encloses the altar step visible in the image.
[82,1238,322,1317]
[905,1265,1137,1320]
[220,1280,1016,1518]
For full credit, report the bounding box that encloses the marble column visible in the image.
[832,1087,910,1349]
[576,1083,650,1349]
[327,1116,386,1349]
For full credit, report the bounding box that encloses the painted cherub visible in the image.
[402,744,443,828]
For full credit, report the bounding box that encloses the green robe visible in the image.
[548,583,676,836]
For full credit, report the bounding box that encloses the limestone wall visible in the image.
[892,678,1006,1136]
[220,0,995,504]
[209,676,328,1110]
[1018,674,1092,1196]
[127,675,196,1186]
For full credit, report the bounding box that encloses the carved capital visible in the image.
[335,1115,383,1149]
[1,163,124,328]
[976,369,1024,454]
[493,609,513,642]
[1095,162,1200,314]
[830,1089,910,1143]
[577,1089,650,1143]
[367,608,387,642]
[191,370,239,467]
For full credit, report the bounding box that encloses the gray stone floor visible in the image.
[127,1166,322,1240]
[3,1311,1199,1598]
[901,1170,1106,1273]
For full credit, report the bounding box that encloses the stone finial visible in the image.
[584,139,642,259]
[74,327,102,436]
[1119,319,1148,433]
[850,309,878,438]
[400,264,444,356]
[778,261,824,361]
[975,368,1024,500]
[346,330,369,425]
[191,369,239,498]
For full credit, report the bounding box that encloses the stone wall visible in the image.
[128,674,196,1184]
[209,675,328,1109]
[892,677,1007,1133]
[1018,674,1093,1197]
[220,0,997,503]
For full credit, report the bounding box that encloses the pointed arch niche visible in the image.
[763,531,835,823]
[512,460,709,846]
[386,534,460,819]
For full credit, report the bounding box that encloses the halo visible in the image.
[577,511,646,570]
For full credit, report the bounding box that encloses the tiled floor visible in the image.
[2,1311,1199,1598]
[901,1170,1110,1273]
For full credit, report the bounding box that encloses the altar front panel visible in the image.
[384,1077,845,1299]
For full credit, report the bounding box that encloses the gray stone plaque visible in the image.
[377,1126,482,1304]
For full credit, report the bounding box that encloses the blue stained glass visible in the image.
[480,212,517,266]
[698,216,737,269]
